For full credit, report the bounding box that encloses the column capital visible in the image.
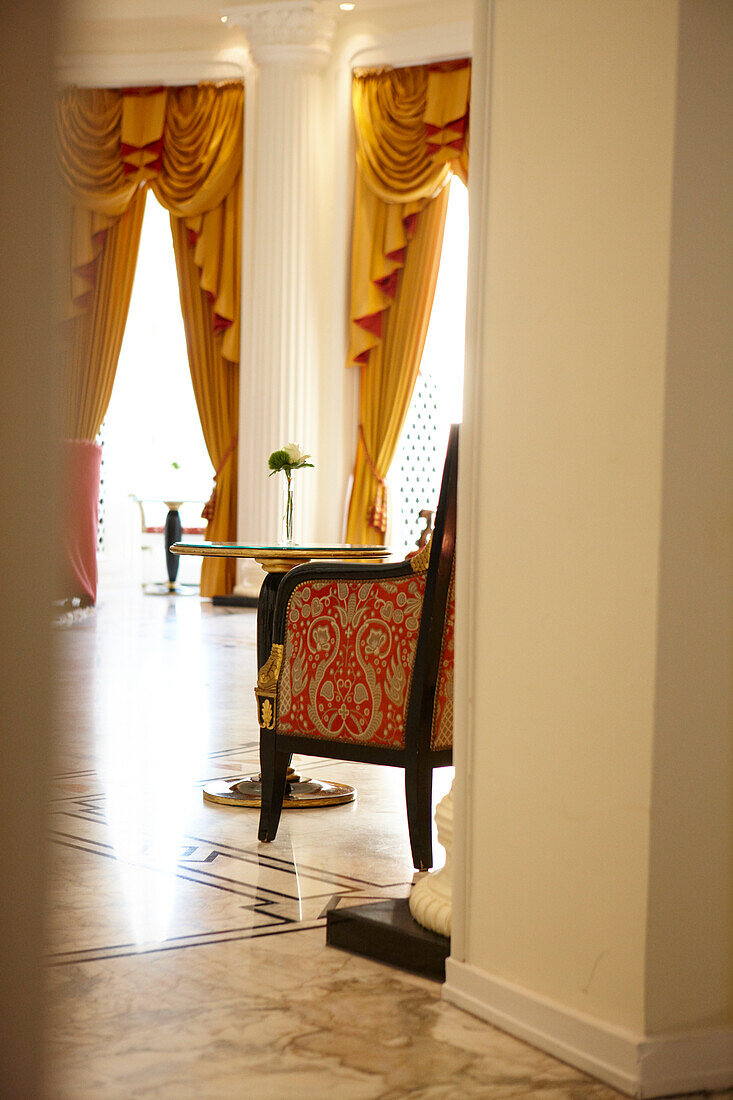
[226,1,335,70]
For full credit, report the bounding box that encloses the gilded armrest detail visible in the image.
[255,643,284,730]
[409,536,432,574]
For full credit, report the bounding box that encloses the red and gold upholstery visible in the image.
[276,573,428,749]
[430,566,455,752]
[257,424,458,870]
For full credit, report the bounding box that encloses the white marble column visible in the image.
[229,1,335,596]
[409,781,453,938]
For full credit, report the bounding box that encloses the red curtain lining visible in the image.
[187,227,233,333]
[426,58,470,73]
[71,226,109,312]
[121,86,165,96]
[120,137,164,175]
[61,439,102,605]
[424,115,467,137]
[353,58,471,366]
[424,113,468,157]
[69,90,230,344]
[353,209,419,358]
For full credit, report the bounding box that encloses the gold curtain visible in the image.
[55,82,243,595]
[154,84,243,596]
[345,189,448,543]
[152,84,243,365]
[345,61,470,543]
[171,218,239,597]
[61,190,146,439]
[56,88,142,335]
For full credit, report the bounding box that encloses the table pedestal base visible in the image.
[143,581,200,597]
[170,545,389,818]
[203,769,355,809]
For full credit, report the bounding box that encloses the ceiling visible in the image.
[65,0,435,23]
[59,0,471,67]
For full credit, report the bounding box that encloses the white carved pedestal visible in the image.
[229,2,335,597]
[326,780,452,979]
[409,781,453,937]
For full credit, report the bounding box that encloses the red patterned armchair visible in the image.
[255,426,457,870]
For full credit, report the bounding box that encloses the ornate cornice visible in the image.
[225,2,335,69]
[55,48,249,88]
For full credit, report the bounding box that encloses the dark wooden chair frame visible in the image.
[257,424,458,870]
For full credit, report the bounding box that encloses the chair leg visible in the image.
[258,733,290,842]
[405,760,433,871]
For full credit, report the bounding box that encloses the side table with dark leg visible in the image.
[171,541,392,811]
[163,501,183,588]
[131,496,206,594]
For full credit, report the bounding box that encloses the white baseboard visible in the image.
[444,958,733,1098]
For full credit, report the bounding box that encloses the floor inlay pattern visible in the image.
[49,777,416,967]
[47,588,733,1099]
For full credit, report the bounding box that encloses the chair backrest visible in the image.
[405,424,458,754]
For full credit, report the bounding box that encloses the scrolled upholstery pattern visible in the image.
[277,574,427,748]
[430,567,455,751]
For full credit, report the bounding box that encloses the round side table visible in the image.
[171,541,391,809]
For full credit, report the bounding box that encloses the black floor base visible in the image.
[143,582,200,597]
[212,594,259,608]
[326,897,449,982]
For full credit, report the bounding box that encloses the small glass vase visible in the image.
[282,476,294,544]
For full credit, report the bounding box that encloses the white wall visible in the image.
[448,1,732,1095]
[454,0,678,1029]
[644,0,733,1035]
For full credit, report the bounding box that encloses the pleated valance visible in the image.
[56,82,243,366]
[344,59,470,545]
[347,60,470,370]
[55,82,243,599]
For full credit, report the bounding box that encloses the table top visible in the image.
[130,497,206,508]
[171,541,392,574]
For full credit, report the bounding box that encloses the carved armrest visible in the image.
[255,643,283,730]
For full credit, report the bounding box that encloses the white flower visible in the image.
[283,443,310,465]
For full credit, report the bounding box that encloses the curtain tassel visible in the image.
[202,432,238,523]
[367,481,388,535]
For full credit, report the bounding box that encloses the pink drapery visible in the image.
[60,439,102,605]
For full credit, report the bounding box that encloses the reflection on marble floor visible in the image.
[49,752,418,967]
[48,589,731,1100]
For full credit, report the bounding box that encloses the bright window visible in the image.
[97,191,213,586]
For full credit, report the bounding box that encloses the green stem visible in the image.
[284,471,294,542]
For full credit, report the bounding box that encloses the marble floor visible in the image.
[48,587,730,1099]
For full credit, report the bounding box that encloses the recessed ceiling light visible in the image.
[220,14,228,23]
[339,3,355,10]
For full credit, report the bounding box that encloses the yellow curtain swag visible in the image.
[56,82,243,359]
[55,81,243,596]
[346,60,469,372]
[344,61,469,544]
